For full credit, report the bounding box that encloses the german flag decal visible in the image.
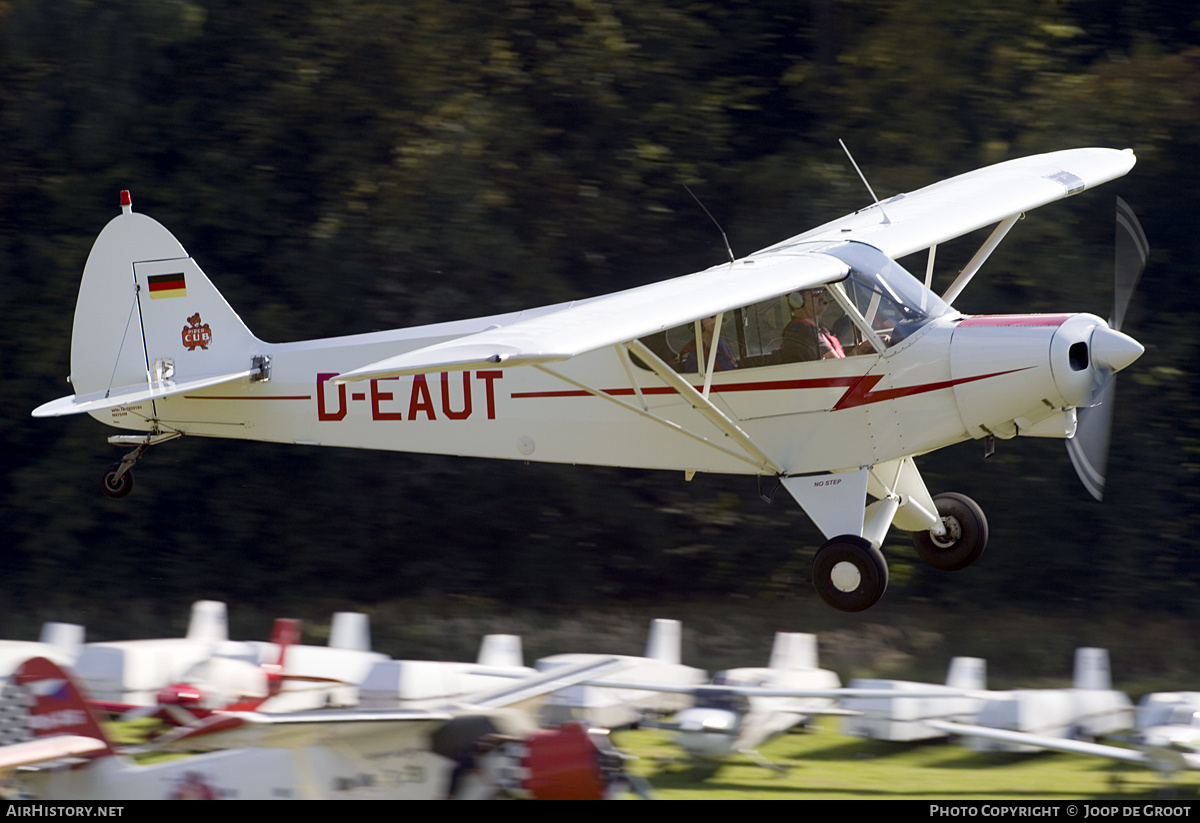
[148,272,187,299]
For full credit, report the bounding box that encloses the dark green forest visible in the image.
[2,1,1198,649]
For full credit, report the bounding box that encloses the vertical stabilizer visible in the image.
[329,613,371,651]
[768,632,819,670]
[644,619,682,664]
[38,623,85,657]
[186,600,229,643]
[66,194,260,416]
[946,657,987,690]
[477,635,524,668]
[1073,648,1112,691]
[263,618,301,697]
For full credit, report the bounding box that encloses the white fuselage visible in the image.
[93,308,1098,480]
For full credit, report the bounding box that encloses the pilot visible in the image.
[680,315,736,372]
[778,289,845,362]
[778,289,877,362]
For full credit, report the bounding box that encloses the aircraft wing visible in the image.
[333,252,850,382]
[926,720,1151,765]
[0,735,109,770]
[579,679,976,700]
[154,655,629,753]
[756,147,1137,261]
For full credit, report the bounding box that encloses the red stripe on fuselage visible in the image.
[510,376,861,400]
[513,369,1030,410]
[958,314,1071,327]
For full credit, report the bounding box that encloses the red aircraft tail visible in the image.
[0,657,116,759]
[264,618,301,696]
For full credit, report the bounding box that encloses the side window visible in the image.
[634,286,877,373]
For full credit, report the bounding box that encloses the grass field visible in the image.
[614,722,1200,800]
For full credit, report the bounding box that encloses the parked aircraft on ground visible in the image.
[647,632,850,772]
[0,623,84,677]
[841,656,991,742]
[536,619,706,728]
[0,656,646,799]
[931,648,1132,755]
[358,634,535,709]
[34,148,1147,610]
[72,600,251,706]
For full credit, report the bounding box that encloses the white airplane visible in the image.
[0,623,84,677]
[33,148,1147,611]
[841,656,991,742]
[72,600,256,706]
[578,632,971,773]
[647,632,852,772]
[944,647,1133,754]
[0,655,645,800]
[358,634,536,709]
[536,619,707,728]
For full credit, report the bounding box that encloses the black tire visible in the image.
[100,463,134,499]
[913,492,988,571]
[812,535,888,612]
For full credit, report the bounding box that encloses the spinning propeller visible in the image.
[1066,198,1149,500]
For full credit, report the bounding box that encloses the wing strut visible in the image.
[940,213,1021,306]
[531,363,772,473]
[624,339,783,475]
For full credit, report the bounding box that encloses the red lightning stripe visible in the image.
[830,368,1029,410]
[512,369,1030,410]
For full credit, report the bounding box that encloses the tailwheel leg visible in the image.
[812,535,889,612]
[100,460,135,498]
[100,431,181,498]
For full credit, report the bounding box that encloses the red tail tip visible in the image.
[120,190,132,207]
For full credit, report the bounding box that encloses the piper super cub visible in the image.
[34,148,1147,612]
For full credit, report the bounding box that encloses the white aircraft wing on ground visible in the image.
[928,718,1200,776]
[153,655,630,752]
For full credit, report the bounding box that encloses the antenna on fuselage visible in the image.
[839,139,891,225]
[683,184,736,266]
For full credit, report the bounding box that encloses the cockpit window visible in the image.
[824,241,953,343]
[635,241,950,373]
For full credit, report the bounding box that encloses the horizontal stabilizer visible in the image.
[32,367,258,418]
[334,252,850,382]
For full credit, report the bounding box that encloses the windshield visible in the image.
[823,241,953,345]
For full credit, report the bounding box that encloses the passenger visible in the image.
[680,315,736,372]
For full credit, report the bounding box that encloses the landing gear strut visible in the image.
[812,535,889,612]
[98,431,181,499]
[912,492,988,571]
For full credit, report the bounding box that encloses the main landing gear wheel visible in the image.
[913,492,988,571]
[812,535,888,612]
[100,463,134,499]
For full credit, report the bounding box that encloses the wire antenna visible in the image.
[839,139,891,225]
[683,184,736,265]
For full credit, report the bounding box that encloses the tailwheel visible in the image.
[100,462,134,499]
[913,492,988,571]
[812,535,888,612]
